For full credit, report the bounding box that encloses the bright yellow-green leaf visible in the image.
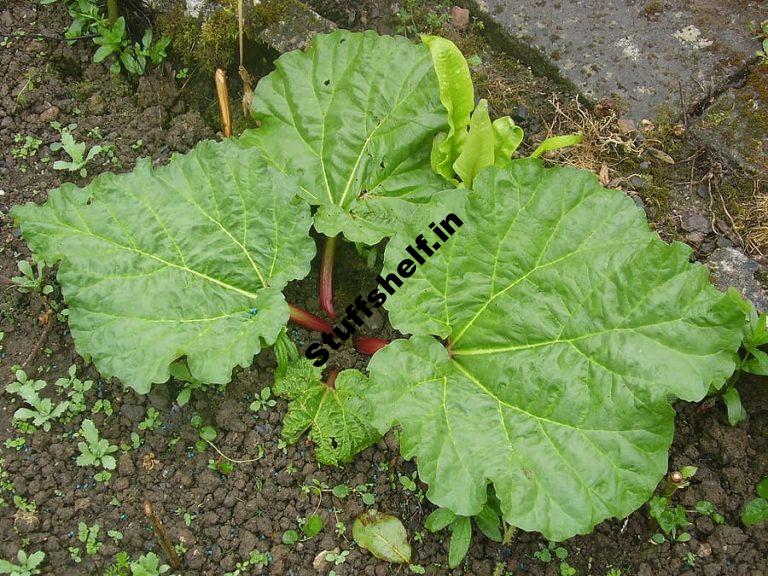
[492,116,524,164]
[453,99,495,189]
[421,34,475,180]
[530,133,583,158]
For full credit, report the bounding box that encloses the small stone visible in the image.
[39,106,60,123]
[697,183,710,200]
[681,212,711,234]
[617,118,636,134]
[513,104,530,122]
[450,6,470,30]
[706,247,768,311]
[696,542,712,558]
[685,232,704,244]
[629,175,646,190]
[716,237,734,249]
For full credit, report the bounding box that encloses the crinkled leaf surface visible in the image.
[274,358,379,466]
[367,160,744,540]
[11,139,315,393]
[243,30,448,244]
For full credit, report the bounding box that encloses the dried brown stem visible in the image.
[143,501,181,569]
[215,69,232,138]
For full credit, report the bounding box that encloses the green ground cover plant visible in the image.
[9,28,758,565]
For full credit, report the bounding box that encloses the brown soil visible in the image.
[0,2,766,576]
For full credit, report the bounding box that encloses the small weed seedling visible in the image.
[120,432,142,452]
[76,419,118,482]
[249,386,276,416]
[129,552,169,576]
[50,124,101,177]
[55,365,93,416]
[94,18,170,76]
[92,399,113,417]
[7,370,68,432]
[224,550,271,576]
[0,549,45,576]
[648,496,691,543]
[13,495,36,514]
[77,522,102,556]
[742,477,768,526]
[11,260,52,295]
[103,551,130,576]
[107,530,123,544]
[693,500,725,525]
[138,407,162,431]
[11,134,43,163]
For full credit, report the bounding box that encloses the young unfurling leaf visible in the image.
[273,334,379,465]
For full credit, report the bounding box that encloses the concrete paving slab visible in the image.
[482,0,765,121]
[690,65,768,175]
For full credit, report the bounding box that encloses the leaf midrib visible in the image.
[56,216,262,301]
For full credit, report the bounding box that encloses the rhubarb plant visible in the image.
[241,30,452,317]
[12,139,315,393]
[422,34,580,188]
[272,332,379,465]
[367,161,745,540]
[242,30,447,246]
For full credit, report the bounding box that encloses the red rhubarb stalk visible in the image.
[326,369,339,389]
[354,336,389,356]
[288,304,333,334]
[320,235,338,320]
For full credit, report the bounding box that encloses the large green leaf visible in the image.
[367,160,745,540]
[11,139,315,393]
[243,30,448,244]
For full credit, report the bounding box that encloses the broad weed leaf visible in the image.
[353,510,412,563]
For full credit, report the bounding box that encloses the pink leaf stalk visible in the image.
[354,336,389,356]
[320,235,338,320]
[288,304,333,334]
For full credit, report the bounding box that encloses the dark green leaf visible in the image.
[424,507,456,532]
[302,514,323,537]
[722,386,748,426]
[742,498,768,526]
[475,504,502,542]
